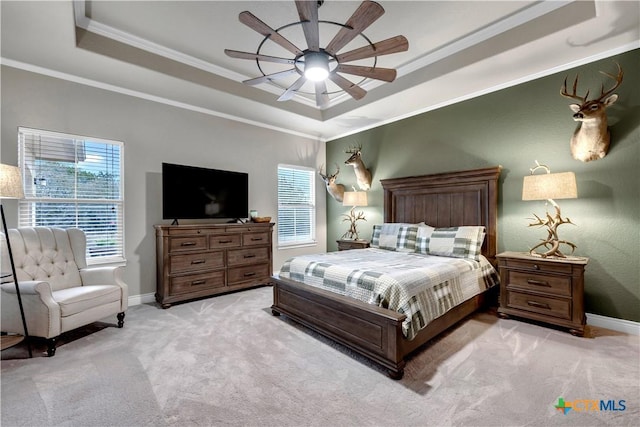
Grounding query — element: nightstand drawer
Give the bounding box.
[503,258,572,274]
[507,291,571,320]
[506,271,571,297]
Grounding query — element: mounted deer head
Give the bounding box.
[560,63,623,162]
[345,143,372,190]
[319,163,345,202]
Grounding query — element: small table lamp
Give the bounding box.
[522,161,578,258]
[0,164,32,356]
[341,190,368,240]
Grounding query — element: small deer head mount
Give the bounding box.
[345,143,372,191]
[319,163,345,202]
[560,62,623,162]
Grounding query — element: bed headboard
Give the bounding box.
[380,166,501,261]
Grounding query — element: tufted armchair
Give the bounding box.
[1,227,127,356]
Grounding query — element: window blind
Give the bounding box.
[277,164,316,247]
[18,127,125,264]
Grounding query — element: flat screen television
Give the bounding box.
[162,162,248,221]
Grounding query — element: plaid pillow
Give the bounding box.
[427,226,485,260]
[370,223,418,252]
[415,225,435,254]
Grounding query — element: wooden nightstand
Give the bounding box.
[336,239,370,251]
[496,251,588,336]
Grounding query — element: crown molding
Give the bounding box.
[0,57,323,142]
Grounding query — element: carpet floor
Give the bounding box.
[1,286,638,426]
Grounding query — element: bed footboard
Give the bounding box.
[271,275,408,379]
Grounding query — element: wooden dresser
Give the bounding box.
[496,251,588,336]
[155,223,274,308]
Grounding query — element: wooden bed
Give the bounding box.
[271,166,501,379]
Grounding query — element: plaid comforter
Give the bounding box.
[279,248,499,340]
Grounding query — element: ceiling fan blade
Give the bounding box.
[295,0,320,52]
[336,35,409,63]
[244,68,299,85]
[336,64,396,82]
[329,73,367,100]
[278,76,308,101]
[239,11,303,56]
[325,1,385,55]
[224,49,296,65]
[315,80,330,108]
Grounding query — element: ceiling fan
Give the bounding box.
[224,0,409,108]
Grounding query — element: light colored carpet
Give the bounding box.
[2,286,638,426]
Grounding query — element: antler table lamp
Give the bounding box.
[341,190,368,240]
[522,161,578,258]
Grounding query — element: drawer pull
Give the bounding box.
[244,254,256,259]
[244,272,256,277]
[180,242,197,247]
[527,300,550,310]
[533,264,540,270]
[191,259,206,265]
[527,279,550,287]
[251,237,263,241]
[218,240,232,244]
[191,280,206,286]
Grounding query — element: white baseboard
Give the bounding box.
[587,313,640,336]
[128,292,156,306]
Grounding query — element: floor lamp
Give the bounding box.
[0,164,32,357]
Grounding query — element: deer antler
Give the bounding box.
[595,62,623,103]
[345,142,363,154]
[560,74,589,103]
[318,164,327,180]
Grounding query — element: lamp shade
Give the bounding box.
[522,172,577,201]
[342,191,368,207]
[0,164,25,199]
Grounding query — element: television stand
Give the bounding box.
[155,222,274,308]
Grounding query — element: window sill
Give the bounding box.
[277,242,317,250]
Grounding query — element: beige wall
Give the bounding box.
[1,66,327,301]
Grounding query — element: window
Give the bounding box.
[277,164,316,247]
[18,127,125,264]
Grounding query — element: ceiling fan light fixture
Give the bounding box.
[303,52,330,82]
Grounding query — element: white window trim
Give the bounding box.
[277,163,317,249]
[17,127,126,265]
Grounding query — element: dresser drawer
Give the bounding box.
[227,247,270,266]
[506,271,571,297]
[243,232,269,246]
[170,251,224,274]
[170,271,225,295]
[168,228,207,236]
[209,234,241,248]
[169,236,207,253]
[228,264,270,285]
[507,291,571,320]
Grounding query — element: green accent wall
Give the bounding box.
[326,49,640,322]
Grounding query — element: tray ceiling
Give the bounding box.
[1,1,638,141]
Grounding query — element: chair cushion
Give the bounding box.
[52,285,122,317]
